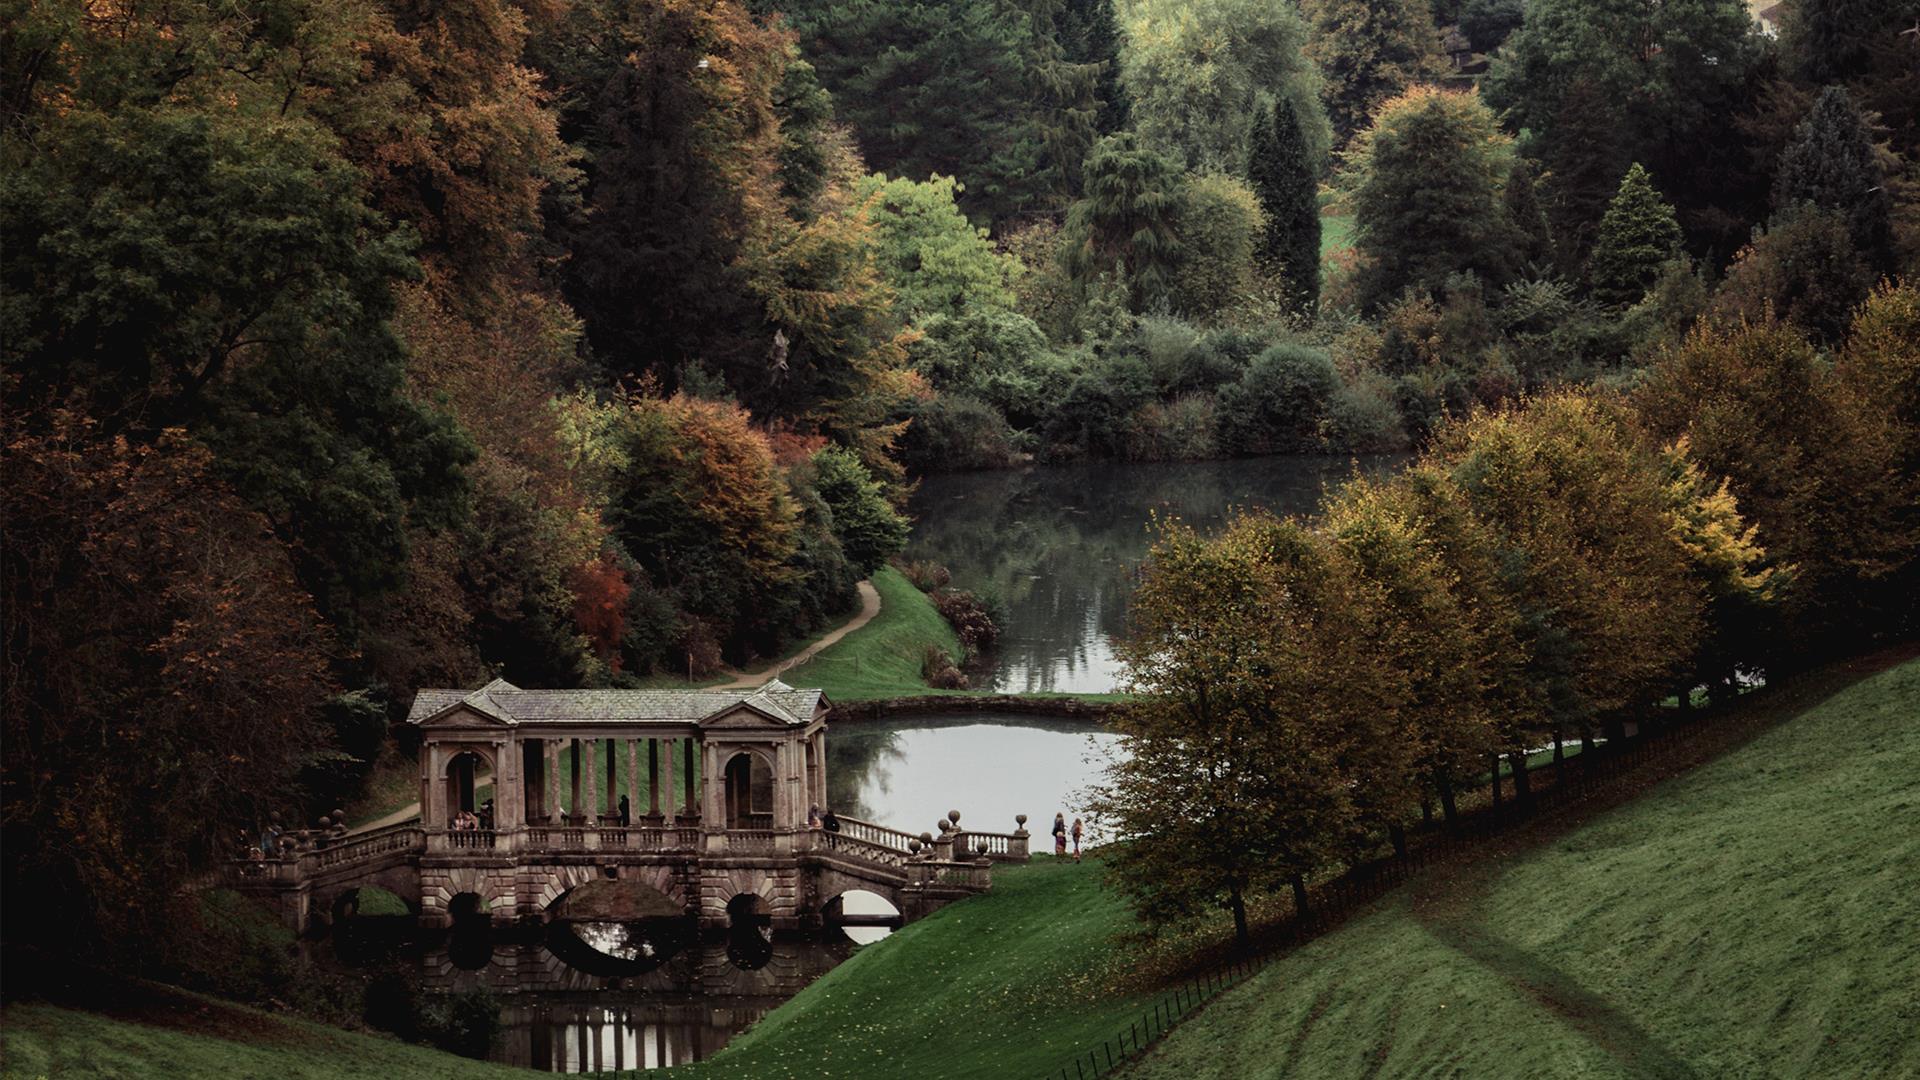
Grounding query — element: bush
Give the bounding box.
[1215,343,1340,454]
[910,308,1072,428]
[931,588,1000,653]
[921,645,968,689]
[1127,394,1220,461]
[897,393,1024,473]
[1328,369,1410,452]
[896,560,952,592]
[1169,173,1266,320]
[810,446,910,576]
[1045,353,1157,457]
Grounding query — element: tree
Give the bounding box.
[1782,0,1917,87]
[856,174,1020,322]
[1062,134,1185,311]
[1504,157,1552,269]
[1247,98,1323,315]
[1057,0,1131,136]
[2,415,335,956]
[1773,86,1895,273]
[1460,0,1524,53]
[1304,0,1443,145]
[1214,344,1340,454]
[783,0,1053,224]
[1588,164,1682,308]
[1169,174,1267,319]
[1021,0,1105,200]
[1089,513,1408,945]
[1346,87,1515,309]
[810,446,911,575]
[1636,320,1916,652]
[1708,206,1873,343]
[1118,0,1331,175]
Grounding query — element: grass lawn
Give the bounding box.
[0,992,535,1080]
[1320,212,1354,263]
[779,567,964,701]
[1124,658,1920,1080]
[672,857,1151,1080]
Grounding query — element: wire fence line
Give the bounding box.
[1039,697,1776,1079]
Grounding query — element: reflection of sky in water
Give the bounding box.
[829,719,1122,840]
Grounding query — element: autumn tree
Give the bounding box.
[1090,513,1409,945]
[2,416,336,956]
[1303,0,1443,146]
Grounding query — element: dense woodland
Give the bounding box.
[3,0,1918,964]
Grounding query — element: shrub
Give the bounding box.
[897,393,1024,472]
[1045,353,1157,457]
[810,446,910,576]
[1215,343,1340,454]
[1328,369,1411,452]
[931,588,1000,653]
[896,560,952,592]
[1127,394,1220,461]
[921,645,968,689]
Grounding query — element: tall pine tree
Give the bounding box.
[1774,86,1895,273]
[1063,133,1184,310]
[1587,163,1683,308]
[1058,0,1131,136]
[1248,98,1322,315]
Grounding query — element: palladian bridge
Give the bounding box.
[231,679,1028,933]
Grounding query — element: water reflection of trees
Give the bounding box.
[824,727,905,820]
[907,458,1397,691]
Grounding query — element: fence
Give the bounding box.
[1037,701,1769,1078]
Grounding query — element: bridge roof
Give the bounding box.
[406,678,825,728]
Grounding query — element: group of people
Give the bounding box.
[807,805,842,845]
[1051,813,1084,862]
[451,799,493,832]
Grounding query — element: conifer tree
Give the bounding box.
[1505,157,1553,271]
[1023,0,1104,200]
[1588,163,1683,308]
[1062,133,1184,310]
[1248,98,1322,315]
[1538,77,1632,268]
[1058,0,1131,136]
[1304,0,1444,145]
[1773,86,1895,273]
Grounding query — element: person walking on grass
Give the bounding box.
[1071,817,1084,862]
[1053,812,1068,857]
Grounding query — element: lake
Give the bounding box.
[903,456,1400,693]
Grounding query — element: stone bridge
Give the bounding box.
[230,679,1027,932]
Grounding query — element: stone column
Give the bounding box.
[812,731,828,812]
[425,744,446,828]
[684,737,698,818]
[605,738,618,817]
[661,738,677,826]
[582,738,599,828]
[626,739,640,822]
[497,738,521,830]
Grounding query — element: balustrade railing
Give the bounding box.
[726,830,778,855]
[950,829,1028,861]
[834,814,920,853]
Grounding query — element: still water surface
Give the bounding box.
[903,456,1399,693]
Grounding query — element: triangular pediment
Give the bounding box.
[700,702,793,729]
[419,703,513,728]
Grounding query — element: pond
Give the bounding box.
[826,713,1120,841]
[903,456,1402,694]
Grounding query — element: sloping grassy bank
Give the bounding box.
[672,857,1146,1080]
[1124,658,1920,1080]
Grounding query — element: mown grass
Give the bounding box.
[779,567,965,701]
[1123,658,1920,1080]
[670,857,1149,1080]
[0,990,534,1080]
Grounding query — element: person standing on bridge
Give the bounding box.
[1071,817,1083,862]
[618,794,630,827]
[1052,813,1067,857]
[822,807,841,848]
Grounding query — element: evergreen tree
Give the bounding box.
[1588,163,1683,308]
[1348,87,1516,310]
[1505,157,1553,270]
[1022,0,1104,200]
[1058,0,1131,136]
[1773,86,1895,273]
[1304,0,1444,145]
[1537,77,1633,268]
[1062,133,1184,310]
[1785,0,1903,86]
[1248,98,1322,315]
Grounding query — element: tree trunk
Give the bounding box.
[1229,883,1249,948]
[1389,824,1408,859]
[1435,772,1458,825]
[1511,749,1531,804]
[1291,874,1309,916]
[1490,754,1503,809]
[1421,796,1434,826]
[1580,731,1596,769]
[1553,731,1566,785]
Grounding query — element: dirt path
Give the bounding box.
[715,579,880,689]
[346,581,883,836]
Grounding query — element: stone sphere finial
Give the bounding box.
[332,808,346,821]
[269,810,283,824]
[920,831,934,843]
[976,842,990,855]
[908,839,922,854]
[947,810,961,824]
[937,820,951,833]
[1015,814,1028,826]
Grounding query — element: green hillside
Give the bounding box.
[1125,658,1920,1080]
